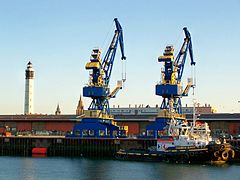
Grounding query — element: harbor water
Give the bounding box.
[0,157,239,180]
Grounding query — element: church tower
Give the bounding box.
[24,61,34,115]
[76,95,84,115]
[55,104,61,115]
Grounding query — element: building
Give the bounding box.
[55,104,61,115]
[110,105,239,137]
[200,113,240,136]
[110,104,215,116]
[0,114,77,136]
[76,95,84,116]
[0,103,239,137]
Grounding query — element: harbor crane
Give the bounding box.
[69,18,127,138]
[156,27,195,114]
[146,27,196,138]
[83,18,126,115]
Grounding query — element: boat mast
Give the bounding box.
[191,65,196,133]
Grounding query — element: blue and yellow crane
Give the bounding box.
[146,27,196,138]
[69,18,127,138]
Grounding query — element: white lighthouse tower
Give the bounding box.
[24,61,34,115]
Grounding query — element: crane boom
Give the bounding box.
[102,18,126,86]
[175,27,195,82]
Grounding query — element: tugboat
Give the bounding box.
[115,110,214,163]
[115,110,235,163]
[154,109,213,163]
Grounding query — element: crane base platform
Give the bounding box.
[67,117,126,138]
[143,117,168,138]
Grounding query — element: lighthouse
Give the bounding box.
[24,61,34,115]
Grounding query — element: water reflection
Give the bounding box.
[21,158,35,180]
[0,157,239,180]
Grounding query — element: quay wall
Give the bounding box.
[0,136,156,157]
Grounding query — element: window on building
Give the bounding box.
[134,110,138,115]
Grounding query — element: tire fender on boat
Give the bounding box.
[189,152,195,157]
[228,149,235,159]
[184,153,189,160]
[214,151,220,158]
[221,150,229,161]
[220,145,225,151]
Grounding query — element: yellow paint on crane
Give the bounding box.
[158,55,174,61]
[85,62,101,69]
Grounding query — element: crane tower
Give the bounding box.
[146,27,196,138]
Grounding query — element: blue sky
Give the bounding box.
[0,0,240,114]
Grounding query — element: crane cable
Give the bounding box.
[173,30,183,57]
[191,62,197,124]
[191,64,196,95]
[101,21,115,59]
[122,59,127,87]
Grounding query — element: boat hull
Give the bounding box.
[115,147,211,163]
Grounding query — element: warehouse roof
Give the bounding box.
[0,114,79,122]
